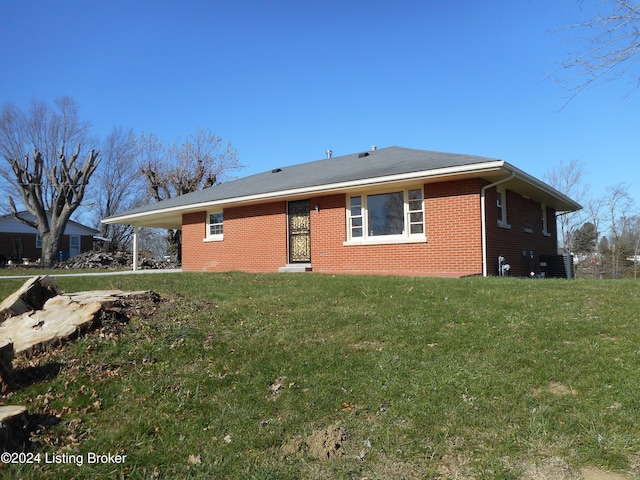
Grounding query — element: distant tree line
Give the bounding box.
[0,97,241,266]
[545,161,639,279]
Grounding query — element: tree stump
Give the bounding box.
[0,276,61,324]
[0,342,14,393]
[0,276,155,391]
[0,406,29,452]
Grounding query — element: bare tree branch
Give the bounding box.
[551,0,640,106]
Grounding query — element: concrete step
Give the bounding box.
[278,263,312,273]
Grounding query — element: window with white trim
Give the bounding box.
[346,188,425,243]
[36,234,42,249]
[541,204,550,236]
[496,187,509,227]
[206,211,224,241]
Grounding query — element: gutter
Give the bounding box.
[102,161,506,226]
[480,171,516,277]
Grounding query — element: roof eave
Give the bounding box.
[502,162,582,212]
[102,161,508,227]
[102,160,581,228]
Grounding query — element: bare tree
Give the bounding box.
[90,127,145,251]
[0,98,100,266]
[603,183,635,278]
[544,159,588,253]
[585,195,606,278]
[139,128,240,201]
[553,0,640,104]
[137,128,241,261]
[621,215,640,278]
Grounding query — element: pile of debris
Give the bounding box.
[54,251,179,270]
[0,275,160,451]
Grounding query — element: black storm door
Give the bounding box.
[288,200,311,263]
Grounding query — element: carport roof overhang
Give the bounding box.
[102,161,581,230]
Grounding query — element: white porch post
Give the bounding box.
[132,225,139,272]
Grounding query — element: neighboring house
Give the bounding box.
[103,146,581,277]
[0,212,98,264]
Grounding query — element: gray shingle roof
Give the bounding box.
[107,146,498,219]
[103,146,581,228]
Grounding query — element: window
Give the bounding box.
[496,187,510,228]
[349,196,363,237]
[205,211,224,241]
[36,234,42,249]
[70,235,81,256]
[541,204,550,236]
[346,188,425,243]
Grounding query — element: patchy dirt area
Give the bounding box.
[306,425,348,461]
[534,380,579,396]
[281,425,349,462]
[505,457,634,480]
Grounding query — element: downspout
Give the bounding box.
[481,171,516,277]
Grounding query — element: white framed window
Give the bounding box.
[541,204,550,236]
[36,234,42,248]
[496,187,510,228]
[345,187,425,244]
[205,211,224,241]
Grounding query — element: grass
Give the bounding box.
[0,272,638,479]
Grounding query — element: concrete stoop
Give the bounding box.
[278,263,312,273]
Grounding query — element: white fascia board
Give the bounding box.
[103,161,507,225]
[504,162,582,212]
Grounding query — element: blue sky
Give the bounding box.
[1,0,638,205]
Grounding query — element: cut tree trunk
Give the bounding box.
[0,290,151,354]
[0,276,155,392]
[0,405,29,452]
[0,342,14,394]
[0,276,62,324]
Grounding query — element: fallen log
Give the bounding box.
[0,277,156,392]
[0,276,61,324]
[0,290,151,354]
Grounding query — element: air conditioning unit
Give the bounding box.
[540,254,574,279]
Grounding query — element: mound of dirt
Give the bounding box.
[305,426,348,461]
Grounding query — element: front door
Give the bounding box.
[288,200,311,263]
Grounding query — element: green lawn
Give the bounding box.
[0,272,638,479]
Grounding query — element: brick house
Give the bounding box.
[103,147,581,277]
[0,212,98,264]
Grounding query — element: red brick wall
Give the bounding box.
[484,188,558,277]
[182,202,288,272]
[0,233,94,262]
[308,179,484,276]
[179,179,559,277]
[0,233,38,261]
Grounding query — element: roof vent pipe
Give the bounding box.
[326,150,332,159]
[371,145,377,151]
